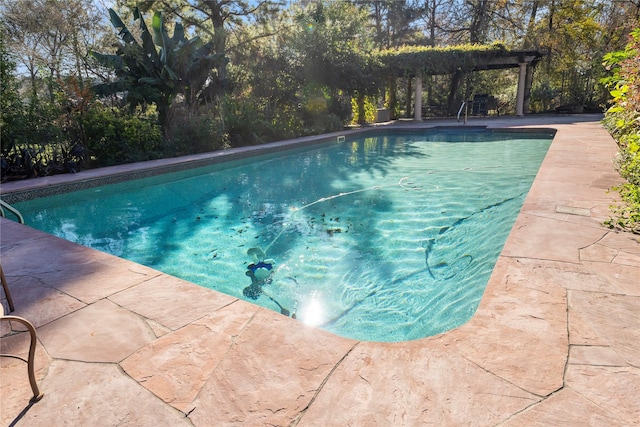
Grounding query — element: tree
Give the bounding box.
[116,0,284,99]
[0,23,25,159]
[293,1,380,123]
[418,0,455,47]
[357,0,422,49]
[0,0,104,98]
[92,7,223,132]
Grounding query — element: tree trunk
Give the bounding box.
[469,0,490,44]
[203,0,228,97]
[386,76,397,119]
[357,93,366,124]
[447,71,463,116]
[429,0,436,46]
[523,0,540,48]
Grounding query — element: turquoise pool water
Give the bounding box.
[14,129,552,341]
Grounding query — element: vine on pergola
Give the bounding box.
[375,42,511,76]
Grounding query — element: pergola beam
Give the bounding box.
[378,46,546,119]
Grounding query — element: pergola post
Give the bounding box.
[414,69,422,121]
[524,64,534,115]
[515,62,527,116]
[405,77,412,118]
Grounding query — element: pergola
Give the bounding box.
[377,44,546,119]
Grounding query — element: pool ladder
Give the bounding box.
[0,199,25,224]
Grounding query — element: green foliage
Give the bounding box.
[219,2,362,139]
[1,96,87,179]
[1,22,164,178]
[296,84,348,132]
[299,108,344,135]
[602,27,640,234]
[267,107,306,140]
[606,182,640,233]
[537,1,603,73]
[83,106,163,167]
[218,93,343,147]
[4,0,636,184]
[294,1,380,97]
[164,105,227,156]
[220,97,271,147]
[527,1,615,112]
[1,27,167,178]
[350,94,376,124]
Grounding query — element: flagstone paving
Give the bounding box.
[1,115,638,426]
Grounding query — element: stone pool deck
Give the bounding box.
[1,115,639,426]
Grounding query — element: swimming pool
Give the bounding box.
[12,128,553,341]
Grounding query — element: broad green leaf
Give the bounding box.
[137,9,160,66]
[109,9,137,45]
[152,12,163,48]
[173,23,186,45]
[610,85,628,99]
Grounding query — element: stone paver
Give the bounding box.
[438,256,568,396]
[568,291,640,367]
[501,214,607,263]
[188,309,356,426]
[501,388,626,426]
[569,345,628,367]
[37,299,157,363]
[299,341,539,426]
[1,115,639,426]
[121,303,258,412]
[1,274,86,330]
[13,360,192,426]
[565,365,640,426]
[1,331,50,423]
[0,225,162,304]
[109,274,238,331]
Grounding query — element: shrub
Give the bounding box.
[0,96,83,180]
[602,27,640,234]
[267,106,306,141]
[350,94,376,124]
[83,106,163,167]
[220,97,274,147]
[164,105,228,156]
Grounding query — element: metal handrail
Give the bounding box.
[457,101,468,123]
[0,199,25,224]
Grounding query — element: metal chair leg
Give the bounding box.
[1,316,44,401]
[0,264,43,401]
[1,315,44,402]
[0,264,15,312]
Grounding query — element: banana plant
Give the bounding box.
[92,7,224,129]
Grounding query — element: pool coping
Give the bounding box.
[2,114,639,426]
